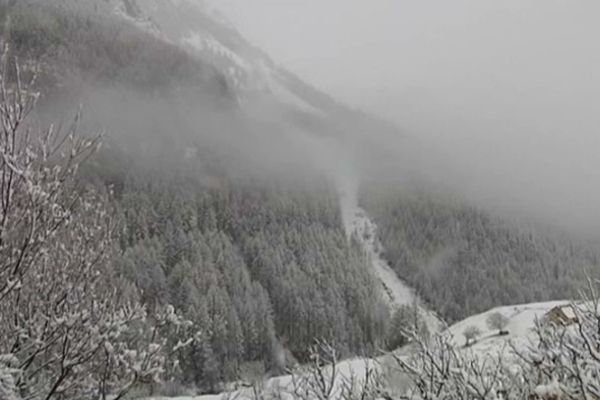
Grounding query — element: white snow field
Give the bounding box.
[446,300,568,353]
[148,357,380,400]
[336,175,444,333]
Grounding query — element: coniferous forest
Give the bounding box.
[2,1,600,399]
[360,184,599,322]
[99,156,389,389]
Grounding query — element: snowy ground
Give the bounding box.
[148,301,566,400]
[147,357,380,400]
[446,300,567,353]
[336,176,444,333]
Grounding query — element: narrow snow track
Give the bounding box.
[337,176,444,332]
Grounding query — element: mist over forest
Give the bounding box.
[1,1,599,399]
[212,0,600,237]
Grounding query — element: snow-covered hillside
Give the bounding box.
[148,357,380,400]
[446,300,567,353]
[145,301,568,400]
[109,0,329,117]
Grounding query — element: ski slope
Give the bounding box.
[337,176,444,332]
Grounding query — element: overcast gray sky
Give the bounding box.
[208,0,600,234]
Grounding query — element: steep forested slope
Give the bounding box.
[361,184,600,322]
[0,1,391,392]
[97,158,389,390]
[5,0,600,396]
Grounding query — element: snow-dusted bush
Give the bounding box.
[287,341,386,400]
[393,280,600,399]
[391,331,528,400]
[0,354,20,400]
[462,326,481,347]
[486,312,509,335]
[0,49,193,399]
[513,285,600,399]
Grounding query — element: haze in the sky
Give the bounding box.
[209,0,600,235]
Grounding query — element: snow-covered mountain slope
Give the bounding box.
[111,0,446,332]
[108,0,332,118]
[22,0,346,121]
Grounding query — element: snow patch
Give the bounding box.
[183,32,249,71]
[112,1,163,37]
[112,0,326,116]
[255,62,325,116]
[180,30,322,116]
[181,31,250,89]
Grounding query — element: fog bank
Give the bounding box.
[210,0,600,235]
